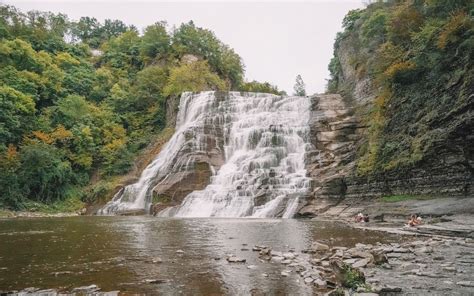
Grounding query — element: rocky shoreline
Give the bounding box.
[0,211,82,219]
[230,234,474,296]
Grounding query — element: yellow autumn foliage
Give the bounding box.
[437,10,472,49]
[383,61,416,80]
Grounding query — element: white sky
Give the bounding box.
[3,0,365,94]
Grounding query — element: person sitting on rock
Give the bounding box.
[408,214,421,227]
[355,213,364,222]
[416,216,422,225]
[363,214,370,223]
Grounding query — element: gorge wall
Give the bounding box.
[314,0,474,215]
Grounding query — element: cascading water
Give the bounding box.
[99,91,313,218]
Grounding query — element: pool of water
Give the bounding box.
[0,217,404,294]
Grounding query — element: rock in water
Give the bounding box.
[310,242,330,252]
[151,257,163,263]
[352,258,370,268]
[226,256,246,263]
[144,279,168,284]
[457,281,474,287]
[72,285,100,293]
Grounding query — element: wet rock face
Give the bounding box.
[152,93,226,209]
[299,94,362,216]
[150,141,224,210]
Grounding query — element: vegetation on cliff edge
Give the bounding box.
[328,0,473,176]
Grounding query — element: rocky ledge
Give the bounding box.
[247,235,473,295]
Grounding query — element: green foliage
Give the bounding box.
[71,16,130,48]
[85,180,115,203]
[387,4,424,45]
[0,145,23,209]
[140,22,170,63]
[18,142,75,203]
[22,194,84,213]
[342,9,363,30]
[101,30,142,70]
[381,194,435,203]
[327,56,341,92]
[163,60,226,97]
[341,263,366,289]
[239,80,284,95]
[361,10,388,42]
[328,0,474,176]
[171,21,244,88]
[0,4,247,210]
[0,86,36,145]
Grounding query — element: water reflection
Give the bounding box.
[0,217,403,295]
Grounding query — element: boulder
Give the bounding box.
[281,271,290,277]
[72,285,100,293]
[283,252,296,259]
[456,281,474,287]
[144,279,168,284]
[352,258,370,268]
[151,257,163,264]
[371,251,388,265]
[311,242,330,252]
[227,256,246,263]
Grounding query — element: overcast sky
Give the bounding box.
[4,0,365,94]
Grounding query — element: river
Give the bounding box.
[0,217,403,294]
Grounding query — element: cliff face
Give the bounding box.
[303,1,474,215]
[332,34,473,198]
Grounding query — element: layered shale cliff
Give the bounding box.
[310,0,474,213]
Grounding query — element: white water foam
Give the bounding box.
[100,91,312,218]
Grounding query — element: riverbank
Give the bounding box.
[0,210,81,218]
[306,196,474,238]
[300,196,474,295]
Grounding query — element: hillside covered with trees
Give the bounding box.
[0,5,283,211]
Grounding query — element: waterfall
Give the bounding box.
[99,91,312,218]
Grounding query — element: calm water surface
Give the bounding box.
[0,217,404,295]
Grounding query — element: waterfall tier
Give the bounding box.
[99,91,313,218]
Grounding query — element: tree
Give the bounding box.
[171,21,244,89]
[163,60,226,97]
[239,80,283,95]
[293,75,306,96]
[140,22,170,63]
[0,85,36,145]
[19,141,75,203]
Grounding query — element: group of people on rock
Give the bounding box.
[354,212,423,227]
[407,214,422,227]
[354,213,370,223]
